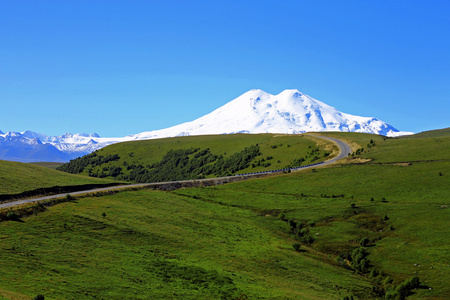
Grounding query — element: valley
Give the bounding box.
[0,130,448,299]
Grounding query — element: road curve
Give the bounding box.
[0,136,352,209]
[313,135,352,164]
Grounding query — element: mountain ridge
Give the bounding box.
[1,89,413,162]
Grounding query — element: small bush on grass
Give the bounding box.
[6,211,19,221]
[359,237,370,247]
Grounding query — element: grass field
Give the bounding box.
[0,160,116,195]
[28,162,65,169]
[0,130,448,299]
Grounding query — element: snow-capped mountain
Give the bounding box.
[1,89,412,162]
[0,131,132,162]
[132,89,411,139]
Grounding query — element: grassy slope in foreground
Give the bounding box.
[0,160,115,195]
[176,130,449,299]
[0,131,448,299]
[0,189,373,299]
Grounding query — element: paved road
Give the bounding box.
[313,135,352,164]
[0,135,352,209]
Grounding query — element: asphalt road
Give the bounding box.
[314,135,352,163]
[0,135,352,209]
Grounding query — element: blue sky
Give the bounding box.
[1,0,449,137]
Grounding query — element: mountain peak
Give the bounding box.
[134,88,411,139]
[278,89,303,96]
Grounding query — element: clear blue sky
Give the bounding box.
[1,0,449,137]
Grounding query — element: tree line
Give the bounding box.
[57,145,262,183]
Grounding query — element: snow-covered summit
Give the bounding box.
[133,89,412,139]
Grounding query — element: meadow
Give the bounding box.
[0,160,115,196]
[0,130,448,299]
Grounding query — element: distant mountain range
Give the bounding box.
[1,89,413,162]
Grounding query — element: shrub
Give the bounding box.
[383,276,393,285]
[300,234,315,245]
[359,237,370,247]
[65,194,74,201]
[292,243,301,251]
[33,295,45,300]
[404,276,420,290]
[278,213,286,220]
[307,220,315,227]
[296,222,305,230]
[369,268,379,279]
[288,219,297,229]
[350,247,370,273]
[351,203,356,208]
[384,289,398,300]
[298,228,309,237]
[6,211,19,221]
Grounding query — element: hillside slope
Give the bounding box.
[57,134,336,182]
[0,160,116,196]
[0,131,448,299]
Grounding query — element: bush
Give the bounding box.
[369,268,379,279]
[404,276,420,290]
[6,211,19,221]
[385,276,421,300]
[383,276,393,285]
[359,237,370,247]
[350,247,370,273]
[300,234,315,245]
[33,295,45,300]
[307,220,315,227]
[288,219,297,229]
[65,194,74,201]
[296,222,305,230]
[384,289,398,300]
[298,228,309,238]
[292,243,301,251]
[278,213,286,220]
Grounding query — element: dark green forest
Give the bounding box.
[57,145,263,183]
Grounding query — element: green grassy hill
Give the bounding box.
[57,134,337,182]
[0,160,116,196]
[403,127,450,138]
[0,130,448,299]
